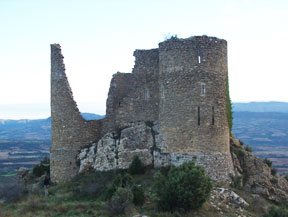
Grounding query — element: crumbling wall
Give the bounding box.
[50,44,102,183]
[51,36,233,183]
[103,49,159,134]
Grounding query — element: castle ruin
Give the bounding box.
[50,35,234,183]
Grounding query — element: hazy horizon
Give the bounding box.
[1,101,288,120]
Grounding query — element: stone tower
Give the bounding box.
[158,36,229,153]
[50,36,234,183]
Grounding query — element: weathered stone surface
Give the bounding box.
[79,122,155,173]
[16,167,30,181]
[170,152,235,182]
[50,44,102,183]
[78,121,234,182]
[232,149,288,203]
[158,36,229,154]
[216,188,249,208]
[51,36,232,182]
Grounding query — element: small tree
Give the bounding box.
[106,173,134,200]
[271,168,278,176]
[32,156,50,177]
[263,158,273,168]
[245,145,253,152]
[128,156,145,175]
[264,206,288,217]
[154,161,212,211]
[106,187,132,215]
[132,185,145,206]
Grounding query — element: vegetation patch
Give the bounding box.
[154,161,212,212]
[128,155,145,175]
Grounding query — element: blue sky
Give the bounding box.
[0,0,288,119]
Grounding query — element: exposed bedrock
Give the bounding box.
[78,121,234,183]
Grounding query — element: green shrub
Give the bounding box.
[106,173,134,200]
[128,156,145,175]
[245,145,253,152]
[231,146,245,158]
[164,33,178,41]
[113,173,134,188]
[264,158,273,168]
[226,74,233,132]
[230,175,243,189]
[264,206,288,217]
[271,177,278,185]
[284,174,288,182]
[154,161,212,212]
[32,156,50,177]
[106,187,132,215]
[271,168,278,176]
[132,185,145,206]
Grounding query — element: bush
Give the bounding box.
[264,206,288,217]
[132,185,145,206]
[271,168,278,176]
[264,158,273,168]
[231,146,245,158]
[230,175,243,189]
[106,173,134,200]
[164,33,178,41]
[32,156,50,177]
[284,174,288,182]
[226,74,233,131]
[113,173,134,188]
[271,177,278,185]
[245,145,253,152]
[128,156,145,175]
[106,187,132,215]
[154,161,212,212]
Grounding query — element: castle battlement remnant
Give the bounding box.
[50,36,234,183]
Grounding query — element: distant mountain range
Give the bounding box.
[0,113,104,140]
[233,102,288,113]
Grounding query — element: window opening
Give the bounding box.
[212,106,215,125]
[145,89,150,100]
[200,83,206,96]
[198,106,200,126]
[160,84,165,98]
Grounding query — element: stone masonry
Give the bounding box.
[50,35,234,183]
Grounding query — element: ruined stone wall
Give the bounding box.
[103,49,159,134]
[51,36,233,183]
[158,36,229,153]
[50,44,102,183]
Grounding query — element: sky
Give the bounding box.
[0,0,288,119]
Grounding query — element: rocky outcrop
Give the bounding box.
[231,143,288,204]
[16,167,30,181]
[78,121,156,172]
[78,121,235,182]
[214,188,249,208]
